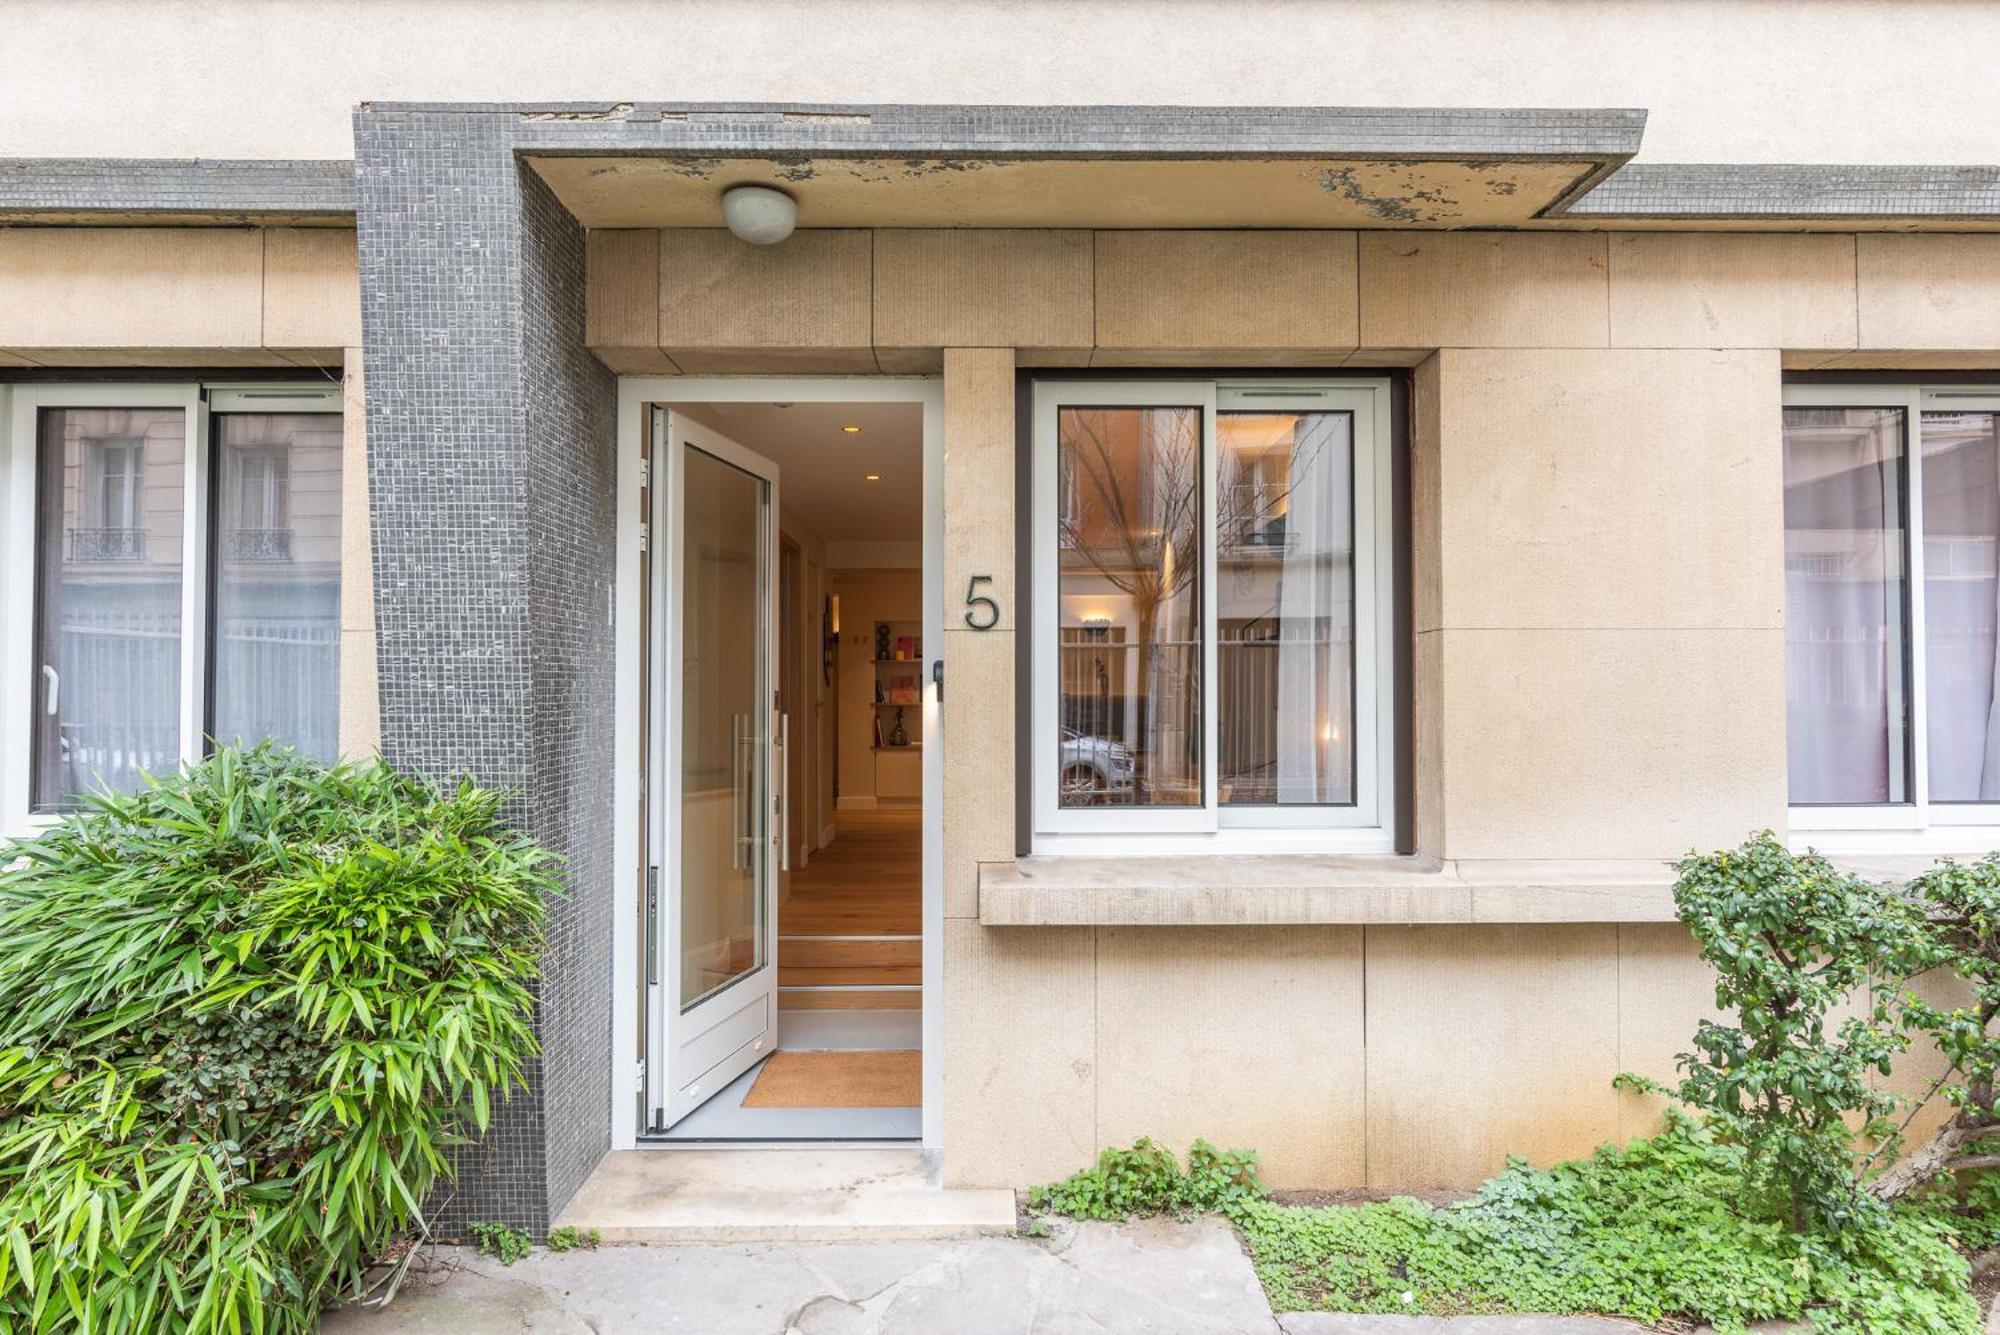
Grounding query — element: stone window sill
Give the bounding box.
[976,851,1947,927]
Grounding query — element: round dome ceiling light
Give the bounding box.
[721,184,797,245]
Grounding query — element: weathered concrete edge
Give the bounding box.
[0,158,357,221]
[8,144,1998,225]
[1554,162,2000,219]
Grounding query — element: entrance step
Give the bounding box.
[554,1148,1015,1243]
[779,986,921,1010]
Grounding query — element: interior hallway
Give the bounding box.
[651,809,923,1140]
[780,808,921,1011]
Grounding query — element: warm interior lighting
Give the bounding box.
[864,473,881,481]
[841,425,861,434]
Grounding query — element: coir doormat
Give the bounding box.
[742,1049,921,1108]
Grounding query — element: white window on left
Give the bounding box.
[3,383,343,829]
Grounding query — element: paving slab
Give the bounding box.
[319,1225,1835,1335]
[1278,1317,1803,1334]
[320,1216,1281,1334]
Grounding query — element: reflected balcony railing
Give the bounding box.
[226,528,294,562]
[69,527,145,562]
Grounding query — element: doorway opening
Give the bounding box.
[626,390,935,1145]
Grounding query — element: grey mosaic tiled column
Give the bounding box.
[354,108,616,1234]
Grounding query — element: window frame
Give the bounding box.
[1,381,340,836]
[1784,381,2000,853]
[1030,375,1396,855]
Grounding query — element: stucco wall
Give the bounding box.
[12,1,2000,165]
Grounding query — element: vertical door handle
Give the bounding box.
[776,711,790,872]
[730,713,746,871]
[40,665,59,716]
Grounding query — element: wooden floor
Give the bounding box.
[778,809,921,1010]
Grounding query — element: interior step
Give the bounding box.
[779,987,921,1010]
[778,936,921,969]
[781,965,922,986]
[555,1148,1015,1243]
[778,937,921,990]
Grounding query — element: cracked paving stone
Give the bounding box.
[324,1224,1803,1335]
[319,1264,594,1334]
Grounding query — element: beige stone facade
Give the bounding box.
[6,208,1998,1190]
[581,225,2000,1187]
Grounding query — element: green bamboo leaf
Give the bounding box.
[162,1158,199,1236]
[1,1227,26,1297]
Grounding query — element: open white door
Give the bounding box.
[647,410,784,1130]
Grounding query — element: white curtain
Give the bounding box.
[1274,413,1353,804]
[1783,408,1905,806]
[1919,412,2000,802]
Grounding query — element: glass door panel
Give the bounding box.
[679,444,770,1010]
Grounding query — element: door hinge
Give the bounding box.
[638,456,651,488]
[638,521,649,553]
[634,1058,646,1093]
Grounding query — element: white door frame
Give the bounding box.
[612,376,945,1150]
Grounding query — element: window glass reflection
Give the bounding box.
[211,412,343,762]
[1056,405,1203,808]
[1217,410,1354,806]
[32,407,185,809]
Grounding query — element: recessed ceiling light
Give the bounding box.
[864,473,881,482]
[841,424,862,434]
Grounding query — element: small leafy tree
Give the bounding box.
[1875,854,2000,1202]
[1636,832,1925,1232]
[0,745,552,1332]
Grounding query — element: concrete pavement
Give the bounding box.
[316,1216,1736,1334]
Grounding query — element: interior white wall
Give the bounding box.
[831,567,923,807]
[12,0,1997,165]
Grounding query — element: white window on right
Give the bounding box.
[1031,377,1396,855]
[1784,383,2000,852]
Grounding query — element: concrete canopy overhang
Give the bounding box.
[512,102,1647,230]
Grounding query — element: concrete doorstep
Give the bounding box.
[551,1148,1017,1244]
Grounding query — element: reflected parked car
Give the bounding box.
[1060,727,1135,801]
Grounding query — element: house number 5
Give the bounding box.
[963,575,1000,630]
